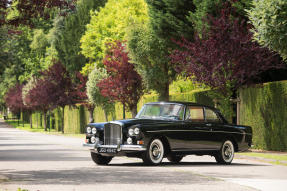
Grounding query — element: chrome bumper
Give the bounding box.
[83,143,146,151]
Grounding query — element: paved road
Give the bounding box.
[0,120,287,191]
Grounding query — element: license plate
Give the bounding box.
[97,147,117,153]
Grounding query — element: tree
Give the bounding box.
[87,68,113,121]
[248,0,287,61]
[5,84,24,114]
[5,83,32,126]
[72,72,96,123]
[22,77,37,128]
[80,0,147,67]
[24,62,74,132]
[55,0,107,74]
[127,25,173,101]
[171,3,283,95]
[1,0,75,27]
[97,41,143,118]
[41,62,74,133]
[24,77,54,131]
[127,0,195,101]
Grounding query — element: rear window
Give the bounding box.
[205,108,221,123]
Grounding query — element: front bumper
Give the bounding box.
[83,143,146,152]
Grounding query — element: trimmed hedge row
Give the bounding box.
[239,80,287,151]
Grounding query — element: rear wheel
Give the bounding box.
[91,152,113,165]
[215,140,234,164]
[142,139,164,165]
[167,155,183,163]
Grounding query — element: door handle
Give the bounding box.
[206,123,212,127]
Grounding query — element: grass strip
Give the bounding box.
[237,152,287,166]
[4,119,85,139]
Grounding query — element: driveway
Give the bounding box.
[0,120,286,191]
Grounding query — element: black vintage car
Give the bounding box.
[83,102,252,165]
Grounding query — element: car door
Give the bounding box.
[203,107,225,149]
[181,106,214,150]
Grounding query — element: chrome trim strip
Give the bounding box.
[83,143,96,148]
[83,143,146,151]
[146,129,252,135]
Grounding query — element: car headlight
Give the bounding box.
[91,136,96,143]
[127,137,133,144]
[86,127,92,134]
[128,128,134,136]
[91,136,99,144]
[134,127,140,135]
[92,127,97,134]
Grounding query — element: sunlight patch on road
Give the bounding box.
[224,178,287,191]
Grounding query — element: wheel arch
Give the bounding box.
[149,134,171,156]
[225,135,238,152]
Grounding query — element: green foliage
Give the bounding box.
[54,0,107,73]
[86,68,114,116]
[63,105,88,134]
[30,29,49,57]
[128,0,195,100]
[189,0,221,34]
[190,0,251,34]
[239,80,287,151]
[127,24,173,100]
[145,0,195,42]
[170,77,207,94]
[80,0,148,66]
[248,0,287,61]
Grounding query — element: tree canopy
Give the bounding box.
[171,2,283,95]
[97,41,143,117]
[80,0,148,66]
[248,0,287,61]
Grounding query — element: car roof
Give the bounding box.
[145,101,217,110]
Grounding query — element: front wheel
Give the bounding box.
[215,140,234,165]
[142,139,164,165]
[91,152,113,165]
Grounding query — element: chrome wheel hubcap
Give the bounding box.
[222,141,234,162]
[151,144,161,159]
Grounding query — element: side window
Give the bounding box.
[185,106,204,122]
[205,108,221,123]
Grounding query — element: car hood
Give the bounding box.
[87,118,177,130]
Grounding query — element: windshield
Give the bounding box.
[136,103,184,120]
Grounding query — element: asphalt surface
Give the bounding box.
[0,119,287,191]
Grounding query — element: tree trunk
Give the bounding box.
[61,106,65,134]
[158,81,169,101]
[88,106,95,123]
[43,112,47,131]
[104,110,108,122]
[29,112,32,129]
[131,106,137,118]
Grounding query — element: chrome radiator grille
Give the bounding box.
[104,123,122,145]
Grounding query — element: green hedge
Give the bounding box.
[239,80,287,151]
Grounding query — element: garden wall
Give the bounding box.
[239,80,287,151]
